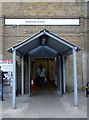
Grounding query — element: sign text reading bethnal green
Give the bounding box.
[26,20,45,24]
[5,19,79,26]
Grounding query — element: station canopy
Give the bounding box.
[7,29,80,57]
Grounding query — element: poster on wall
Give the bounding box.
[0,59,13,72]
[0,62,13,86]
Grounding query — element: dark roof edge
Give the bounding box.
[6,29,81,53]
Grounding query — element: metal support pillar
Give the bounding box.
[57,56,62,96]
[73,48,78,107]
[57,57,59,95]
[63,56,66,93]
[28,57,31,97]
[59,56,62,95]
[12,49,16,109]
[21,56,24,95]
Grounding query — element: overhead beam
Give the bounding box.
[64,48,72,55]
[41,36,47,46]
[16,50,23,56]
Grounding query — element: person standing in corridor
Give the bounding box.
[37,65,46,87]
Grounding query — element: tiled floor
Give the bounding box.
[1,84,87,118]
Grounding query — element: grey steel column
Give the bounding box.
[63,56,66,94]
[73,48,78,107]
[12,49,16,109]
[56,57,59,95]
[59,56,62,95]
[21,56,24,95]
[28,57,31,97]
[57,56,62,96]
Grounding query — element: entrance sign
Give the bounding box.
[5,19,79,26]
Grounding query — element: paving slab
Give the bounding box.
[1,90,87,118]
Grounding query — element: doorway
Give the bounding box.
[30,58,57,95]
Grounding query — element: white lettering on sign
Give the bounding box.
[0,60,13,63]
[5,19,79,26]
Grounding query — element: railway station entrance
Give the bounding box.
[7,29,80,109]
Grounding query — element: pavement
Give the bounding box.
[0,83,87,119]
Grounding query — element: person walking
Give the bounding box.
[0,66,5,100]
[37,65,46,87]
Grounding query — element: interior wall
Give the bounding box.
[30,58,56,82]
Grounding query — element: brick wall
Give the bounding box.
[1,2,88,92]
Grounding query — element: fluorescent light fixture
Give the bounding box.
[5,19,79,26]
